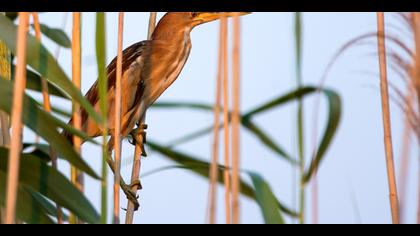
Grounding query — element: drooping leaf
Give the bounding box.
[152,101,215,111]
[302,89,342,184]
[34,23,71,48]
[0,14,102,125]
[12,66,70,99]
[0,148,100,224]
[241,119,296,164]
[249,172,285,224]
[0,78,99,178]
[243,86,342,184]
[146,141,298,218]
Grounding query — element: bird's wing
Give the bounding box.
[79,40,150,131]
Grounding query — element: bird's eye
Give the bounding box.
[191,12,199,18]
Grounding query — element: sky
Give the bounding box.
[27,12,419,224]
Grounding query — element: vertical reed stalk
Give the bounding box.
[412,12,420,225]
[294,12,306,224]
[95,12,108,224]
[32,12,64,224]
[124,12,157,224]
[4,12,29,224]
[231,14,241,224]
[70,12,84,224]
[220,16,231,224]
[113,12,124,225]
[397,85,413,223]
[206,19,225,224]
[376,12,400,224]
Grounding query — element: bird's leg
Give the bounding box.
[106,137,142,211]
[128,123,148,157]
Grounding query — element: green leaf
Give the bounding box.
[95,12,108,225]
[302,89,341,184]
[152,101,215,111]
[249,172,285,224]
[0,172,54,224]
[12,66,70,99]
[241,119,296,164]
[0,148,100,224]
[23,142,51,162]
[0,14,102,125]
[26,188,69,221]
[35,23,71,48]
[146,140,298,218]
[243,86,342,182]
[0,78,99,178]
[5,12,18,21]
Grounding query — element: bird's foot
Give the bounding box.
[129,124,148,157]
[121,179,142,211]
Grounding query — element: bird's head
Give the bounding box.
[152,12,250,40]
[188,12,251,27]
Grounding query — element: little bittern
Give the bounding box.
[63,12,249,210]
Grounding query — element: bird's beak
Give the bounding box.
[194,12,251,24]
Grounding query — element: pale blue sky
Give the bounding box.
[26,12,419,224]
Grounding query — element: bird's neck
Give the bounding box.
[151,25,192,46]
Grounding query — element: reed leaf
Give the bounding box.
[0,14,102,125]
[0,78,99,178]
[146,140,298,218]
[25,188,69,221]
[302,89,341,183]
[0,172,54,224]
[11,66,69,99]
[32,23,71,48]
[0,148,100,223]
[95,12,108,224]
[249,172,285,224]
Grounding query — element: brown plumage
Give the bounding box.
[64,12,249,145]
[62,12,249,208]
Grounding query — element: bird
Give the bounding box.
[63,12,250,210]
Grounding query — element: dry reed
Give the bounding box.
[206,19,225,224]
[220,16,231,224]
[231,15,242,224]
[70,12,83,224]
[376,12,400,224]
[113,12,124,224]
[411,12,420,225]
[4,12,29,224]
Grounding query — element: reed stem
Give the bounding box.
[376,12,400,224]
[113,12,124,224]
[231,15,241,224]
[4,12,29,224]
[206,18,224,225]
[220,16,231,224]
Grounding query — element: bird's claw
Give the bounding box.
[129,124,148,157]
[121,179,142,211]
